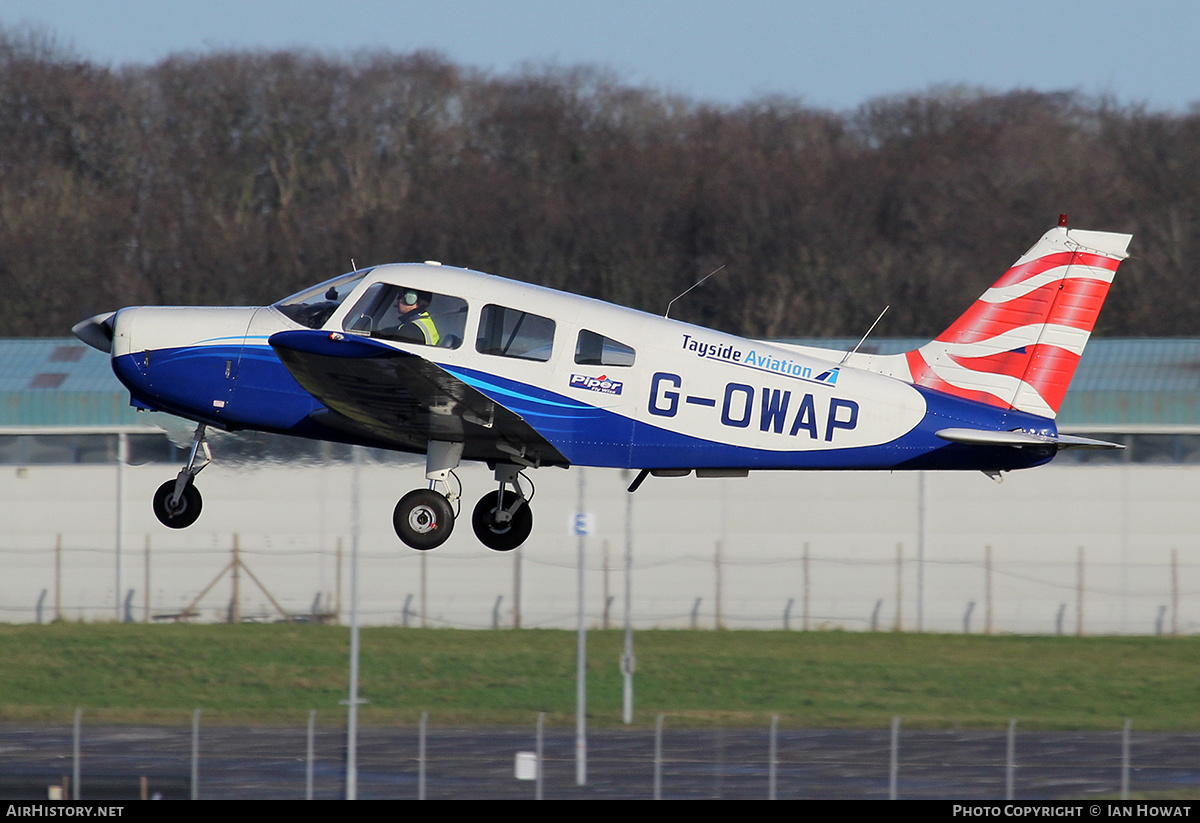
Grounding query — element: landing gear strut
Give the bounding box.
[152,423,210,529]
[392,440,462,551]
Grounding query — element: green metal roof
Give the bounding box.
[780,338,1200,431]
[1057,339,1200,430]
[4,337,1200,431]
[0,339,145,428]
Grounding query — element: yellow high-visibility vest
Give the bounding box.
[410,312,440,346]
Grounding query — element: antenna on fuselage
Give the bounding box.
[839,305,890,365]
[351,258,358,271]
[665,265,726,320]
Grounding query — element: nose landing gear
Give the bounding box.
[152,423,210,529]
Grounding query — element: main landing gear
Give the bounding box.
[391,441,535,552]
[148,431,536,551]
[152,423,210,529]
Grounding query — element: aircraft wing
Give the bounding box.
[269,330,568,466]
[935,428,1123,450]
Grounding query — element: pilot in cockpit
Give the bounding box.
[382,288,440,346]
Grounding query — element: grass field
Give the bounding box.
[0,624,1196,730]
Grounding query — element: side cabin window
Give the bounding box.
[476,304,555,362]
[343,284,467,348]
[575,329,635,367]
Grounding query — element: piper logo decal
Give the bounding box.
[570,373,624,396]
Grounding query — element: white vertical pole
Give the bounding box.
[115,432,127,621]
[575,469,587,786]
[917,473,926,632]
[345,446,362,799]
[622,472,635,725]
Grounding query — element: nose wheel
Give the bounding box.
[393,488,455,550]
[153,479,203,528]
[152,423,210,529]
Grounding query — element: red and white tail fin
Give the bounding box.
[903,216,1131,419]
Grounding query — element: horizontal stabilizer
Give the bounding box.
[936,428,1124,450]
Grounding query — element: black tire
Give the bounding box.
[152,479,203,529]
[471,490,533,552]
[393,489,455,550]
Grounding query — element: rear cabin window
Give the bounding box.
[575,330,635,367]
[476,305,555,362]
[343,284,467,348]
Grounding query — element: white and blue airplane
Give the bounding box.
[73,216,1131,551]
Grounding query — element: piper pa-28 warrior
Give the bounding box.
[72,216,1131,551]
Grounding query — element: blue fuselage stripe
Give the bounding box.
[114,344,1055,472]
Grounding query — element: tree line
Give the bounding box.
[2,26,1197,340]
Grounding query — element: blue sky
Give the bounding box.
[4,0,1198,112]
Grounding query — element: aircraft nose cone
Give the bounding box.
[71,311,116,353]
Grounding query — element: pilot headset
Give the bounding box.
[401,290,419,306]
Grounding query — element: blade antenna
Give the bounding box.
[665,265,726,320]
[840,305,890,365]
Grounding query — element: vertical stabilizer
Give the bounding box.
[904,219,1131,418]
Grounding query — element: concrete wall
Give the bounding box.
[3,456,1197,634]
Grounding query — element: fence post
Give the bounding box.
[889,716,900,800]
[895,543,903,631]
[768,714,778,800]
[55,535,62,622]
[1076,547,1085,636]
[191,708,200,800]
[714,540,723,629]
[1121,718,1131,800]
[419,711,428,800]
[306,710,316,800]
[72,708,81,801]
[802,542,810,631]
[1006,718,1016,800]
[985,544,993,635]
[654,713,664,800]
[536,712,544,801]
[1172,548,1179,636]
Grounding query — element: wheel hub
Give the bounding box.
[408,505,438,533]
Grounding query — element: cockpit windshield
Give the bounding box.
[274,269,373,329]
